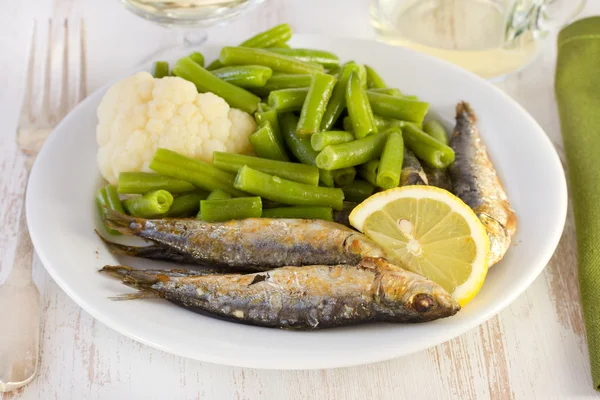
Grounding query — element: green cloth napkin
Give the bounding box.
[555,16,600,392]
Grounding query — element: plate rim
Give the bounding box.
[25,34,568,370]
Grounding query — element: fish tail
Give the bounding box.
[103,209,145,235]
[99,265,166,291]
[456,101,476,122]
[96,232,163,258]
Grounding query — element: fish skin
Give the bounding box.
[423,165,452,191]
[400,149,429,186]
[99,258,460,329]
[448,102,517,265]
[103,210,386,271]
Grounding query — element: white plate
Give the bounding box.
[26,35,567,370]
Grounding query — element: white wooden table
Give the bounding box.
[1,1,599,398]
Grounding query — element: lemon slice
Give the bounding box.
[349,186,489,306]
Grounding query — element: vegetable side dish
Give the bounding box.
[96,24,517,329]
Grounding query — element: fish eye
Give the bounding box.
[411,293,436,313]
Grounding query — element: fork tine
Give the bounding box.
[18,21,37,128]
[42,19,52,125]
[59,19,69,120]
[78,19,87,103]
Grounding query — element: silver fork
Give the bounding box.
[0,19,86,393]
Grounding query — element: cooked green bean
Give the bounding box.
[210,65,273,88]
[297,73,337,135]
[333,167,356,187]
[240,23,292,48]
[367,88,402,97]
[200,197,262,222]
[316,131,388,170]
[357,160,380,186]
[279,112,319,165]
[173,57,260,114]
[402,123,455,168]
[376,130,404,189]
[207,189,232,200]
[319,169,335,187]
[212,152,319,185]
[152,61,169,79]
[266,48,340,68]
[254,109,286,151]
[189,52,205,68]
[365,65,386,89]
[252,73,312,96]
[310,130,354,151]
[342,180,375,203]
[321,62,360,131]
[326,65,340,75]
[220,47,325,74]
[96,185,125,235]
[268,42,291,49]
[117,172,195,195]
[346,71,378,139]
[206,59,223,71]
[261,206,333,221]
[150,148,247,197]
[123,190,173,218]
[268,88,308,112]
[249,122,290,161]
[234,166,344,210]
[423,120,449,146]
[343,116,353,133]
[163,190,208,218]
[367,91,429,124]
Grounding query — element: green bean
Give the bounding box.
[402,123,455,168]
[310,130,354,151]
[367,91,429,124]
[250,122,290,161]
[234,166,344,210]
[206,59,223,71]
[96,185,125,235]
[261,206,333,221]
[402,94,419,101]
[342,180,375,203]
[173,57,260,114]
[200,197,262,222]
[150,148,247,197]
[367,88,402,97]
[364,65,387,89]
[320,62,360,131]
[268,42,291,49]
[240,24,292,48]
[343,116,353,133]
[319,169,335,187]
[357,160,380,186]
[423,120,449,146]
[117,172,195,195]
[297,73,337,135]
[210,65,273,89]
[333,167,356,187]
[268,88,308,112]
[346,71,378,139]
[189,52,205,68]
[266,48,340,68]
[212,152,319,186]
[254,109,286,152]
[279,113,319,165]
[152,61,169,78]
[163,190,208,218]
[123,190,173,218]
[252,74,312,96]
[326,65,340,76]
[376,130,404,189]
[316,131,388,170]
[207,189,232,200]
[220,47,325,74]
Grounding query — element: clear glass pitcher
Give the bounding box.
[370,0,586,79]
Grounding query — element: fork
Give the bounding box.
[0,19,86,393]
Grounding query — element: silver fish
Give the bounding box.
[423,165,452,191]
[449,102,518,265]
[103,210,386,271]
[400,148,429,186]
[100,257,460,329]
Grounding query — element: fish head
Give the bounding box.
[377,266,461,322]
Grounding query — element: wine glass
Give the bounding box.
[119,0,267,64]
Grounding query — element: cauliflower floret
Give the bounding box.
[96,72,256,184]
